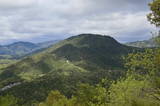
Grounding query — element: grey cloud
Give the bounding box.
[0,0,36,9]
[0,0,157,44]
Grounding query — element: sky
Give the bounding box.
[0,0,158,44]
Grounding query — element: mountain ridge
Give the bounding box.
[0,40,60,59]
[125,37,159,48]
[0,34,139,105]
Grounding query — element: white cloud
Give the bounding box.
[70,12,156,39]
[0,0,157,44]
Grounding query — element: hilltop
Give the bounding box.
[0,34,138,105]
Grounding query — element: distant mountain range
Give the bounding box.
[0,40,60,59]
[0,36,157,60]
[125,37,158,48]
[0,34,138,105]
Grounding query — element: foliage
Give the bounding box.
[38,91,71,106]
[0,95,18,106]
[147,0,160,27]
[0,59,17,71]
[108,76,160,106]
[74,84,108,106]
[110,48,160,106]
[38,83,108,106]
[125,49,157,74]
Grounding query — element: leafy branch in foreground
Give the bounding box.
[147,0,160,27]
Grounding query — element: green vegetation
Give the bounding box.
[0,0,159,105]
[0,59,18,73]
[36,48,160,106]
[0,95,18,106]
[147,0,160,27]
[0,34,135,83]
[0,34,136,105]
[37,83,108,106]
[0,36,159,106]
[0,42,38,58]
[125,36,159,48]
[0,55,15,70]
[0,40,59,59]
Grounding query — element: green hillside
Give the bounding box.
[0,40,60,59]
[0,40,60,71]
[125,36,160,48]
[0,34,138,105]
[0,42,38,58]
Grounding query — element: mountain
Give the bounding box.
[0,40,60,59]
[125,37,158,48]
[0,42,38,58]
[38,40,60,49]
[0,34,138,105]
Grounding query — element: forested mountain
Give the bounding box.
[0,34,138,105]
[37,40,60,49]
[0,42,38,58]
[0,40,60,59]
[125,36,159,48]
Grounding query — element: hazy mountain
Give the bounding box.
[37,40,60,49]
[0,40,60,59]
[125,37,158,48]
[0,42,38,57]
[0,34,138,105]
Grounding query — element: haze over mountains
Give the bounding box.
[0,40,60,59]
[126,37,158,48]
[0,33,157,60]
[0,34,156,60]
[0,33,155,70]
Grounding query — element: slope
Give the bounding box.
[125,36,159,48]
[0,40,60,59]
[0,34,138,105]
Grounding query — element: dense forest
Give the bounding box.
[0,0,160,106]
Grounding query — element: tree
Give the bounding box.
[74,83,108,106]
[108,76,160,106]
[147,0,160,27]
[108,48,160,106]
[38,90,73,106]
[38,83,108,106]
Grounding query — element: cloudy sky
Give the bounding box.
[0,0,158,44]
